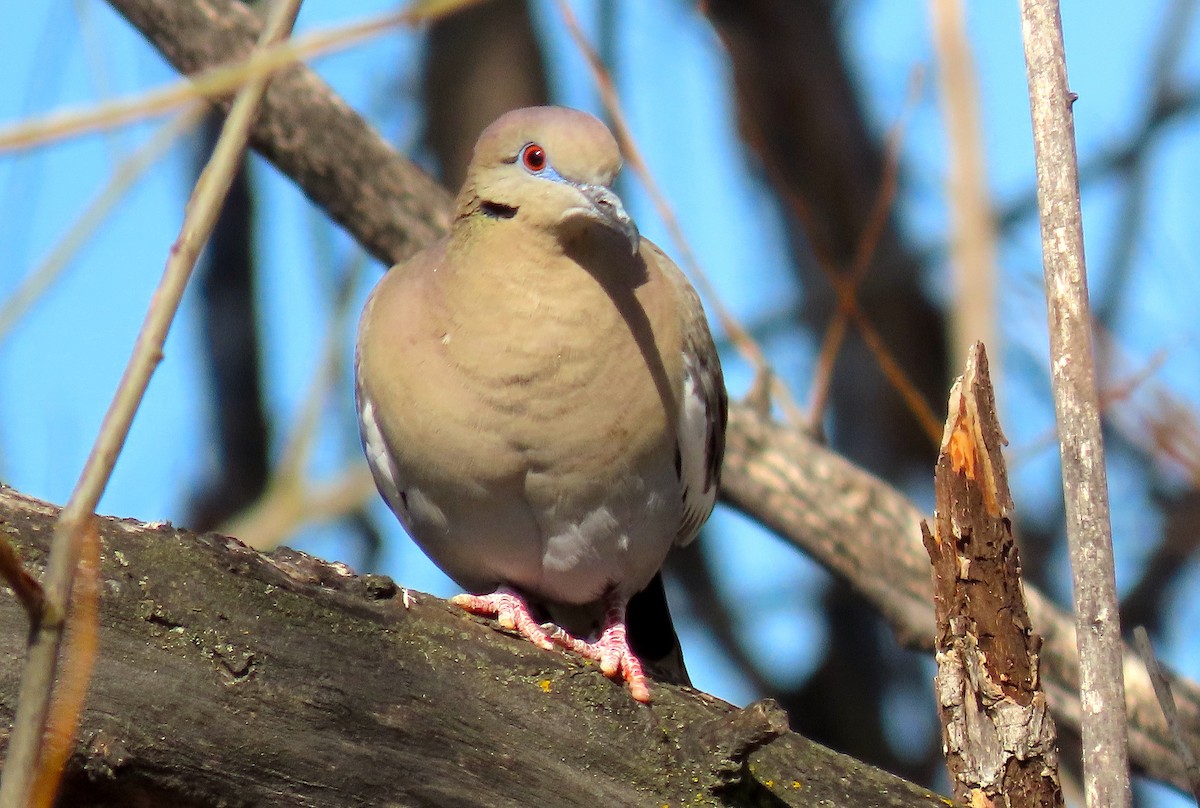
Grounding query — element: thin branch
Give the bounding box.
[734,64,941,445]
[855,314,944,446]
[0,108,204,343]
[1133,627,1200,804]
[222,257,369,549]
[552,0,787,411]
[225,466,376,554]
[1008,336,1166,469]
[925,78,1200,273]
[0,0,484,154]
[73,0,130,162]
[1093,332,1200,486]
[809,70,930,438]
[808,311,849,436]
[1018,2,1131,807]
[1095,0,1196,324]
[0,537,45,622]
[0,2,303,804]
[929,0,1000,370]
[27,520,101,808]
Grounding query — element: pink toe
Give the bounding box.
[585,620,652,702]
[452,589,653,702]
[451,589,561,652]
[626,672,651,703]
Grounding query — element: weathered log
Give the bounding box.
[0,486,947,807]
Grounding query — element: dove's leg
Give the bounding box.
[574,595,650,703]
[451,587,582,653]
[452,587,651,702]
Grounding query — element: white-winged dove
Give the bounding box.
[355,106,726,702]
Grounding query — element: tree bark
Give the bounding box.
[923,344,1063,808]
[0,486,947,808]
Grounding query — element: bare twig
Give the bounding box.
[74,0,131,162]
[0,536,45,622]
[1093,333,1200,485]
[1008,336,1167,469]
[27,520,102,808]
[985,82,1200,246]
[808,71,939,442]
[807,311,849,435]
[1133,627,1200,804]
[1018,2,1131,807]
[551,0,793,415]
[222,257,369,549]
[808,119,907,431]
[0,108,204,343]
[225,466,376,551]
[855,315,944,446]
[0,2,303,804]
[929,0,999,370]
[1095,0,1196,324]
[0,0,484,153]
[736,65,941,445]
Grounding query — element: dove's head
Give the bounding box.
[456,106,639,254]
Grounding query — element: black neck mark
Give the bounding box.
[480,201,518,219]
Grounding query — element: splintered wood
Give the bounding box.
[921,343,1063,808]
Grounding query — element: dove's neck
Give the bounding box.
[437,216,642,321]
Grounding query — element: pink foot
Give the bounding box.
[451,588,580,653]
[452,588,652,703]
[575,600,651,703]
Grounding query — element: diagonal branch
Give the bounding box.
[103,0,455,265]
[0,3,303,805]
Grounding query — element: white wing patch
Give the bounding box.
[359,397,400,499]
[675,354,718,546]
[358,394,448,534]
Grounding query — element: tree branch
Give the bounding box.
[1,3,302,804]
[106,0,452,267]
[0,486,946,808]
[1019,3,1131,806]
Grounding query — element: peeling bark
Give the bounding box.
[923,344,1063,807]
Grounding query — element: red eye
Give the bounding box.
[521,143,546,172]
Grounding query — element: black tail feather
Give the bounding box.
[626,571,691,687]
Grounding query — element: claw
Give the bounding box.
[451,587,652,702]
[451,588,561,652]
[573,598,651,703]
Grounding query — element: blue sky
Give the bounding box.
[3,2,1200,803]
